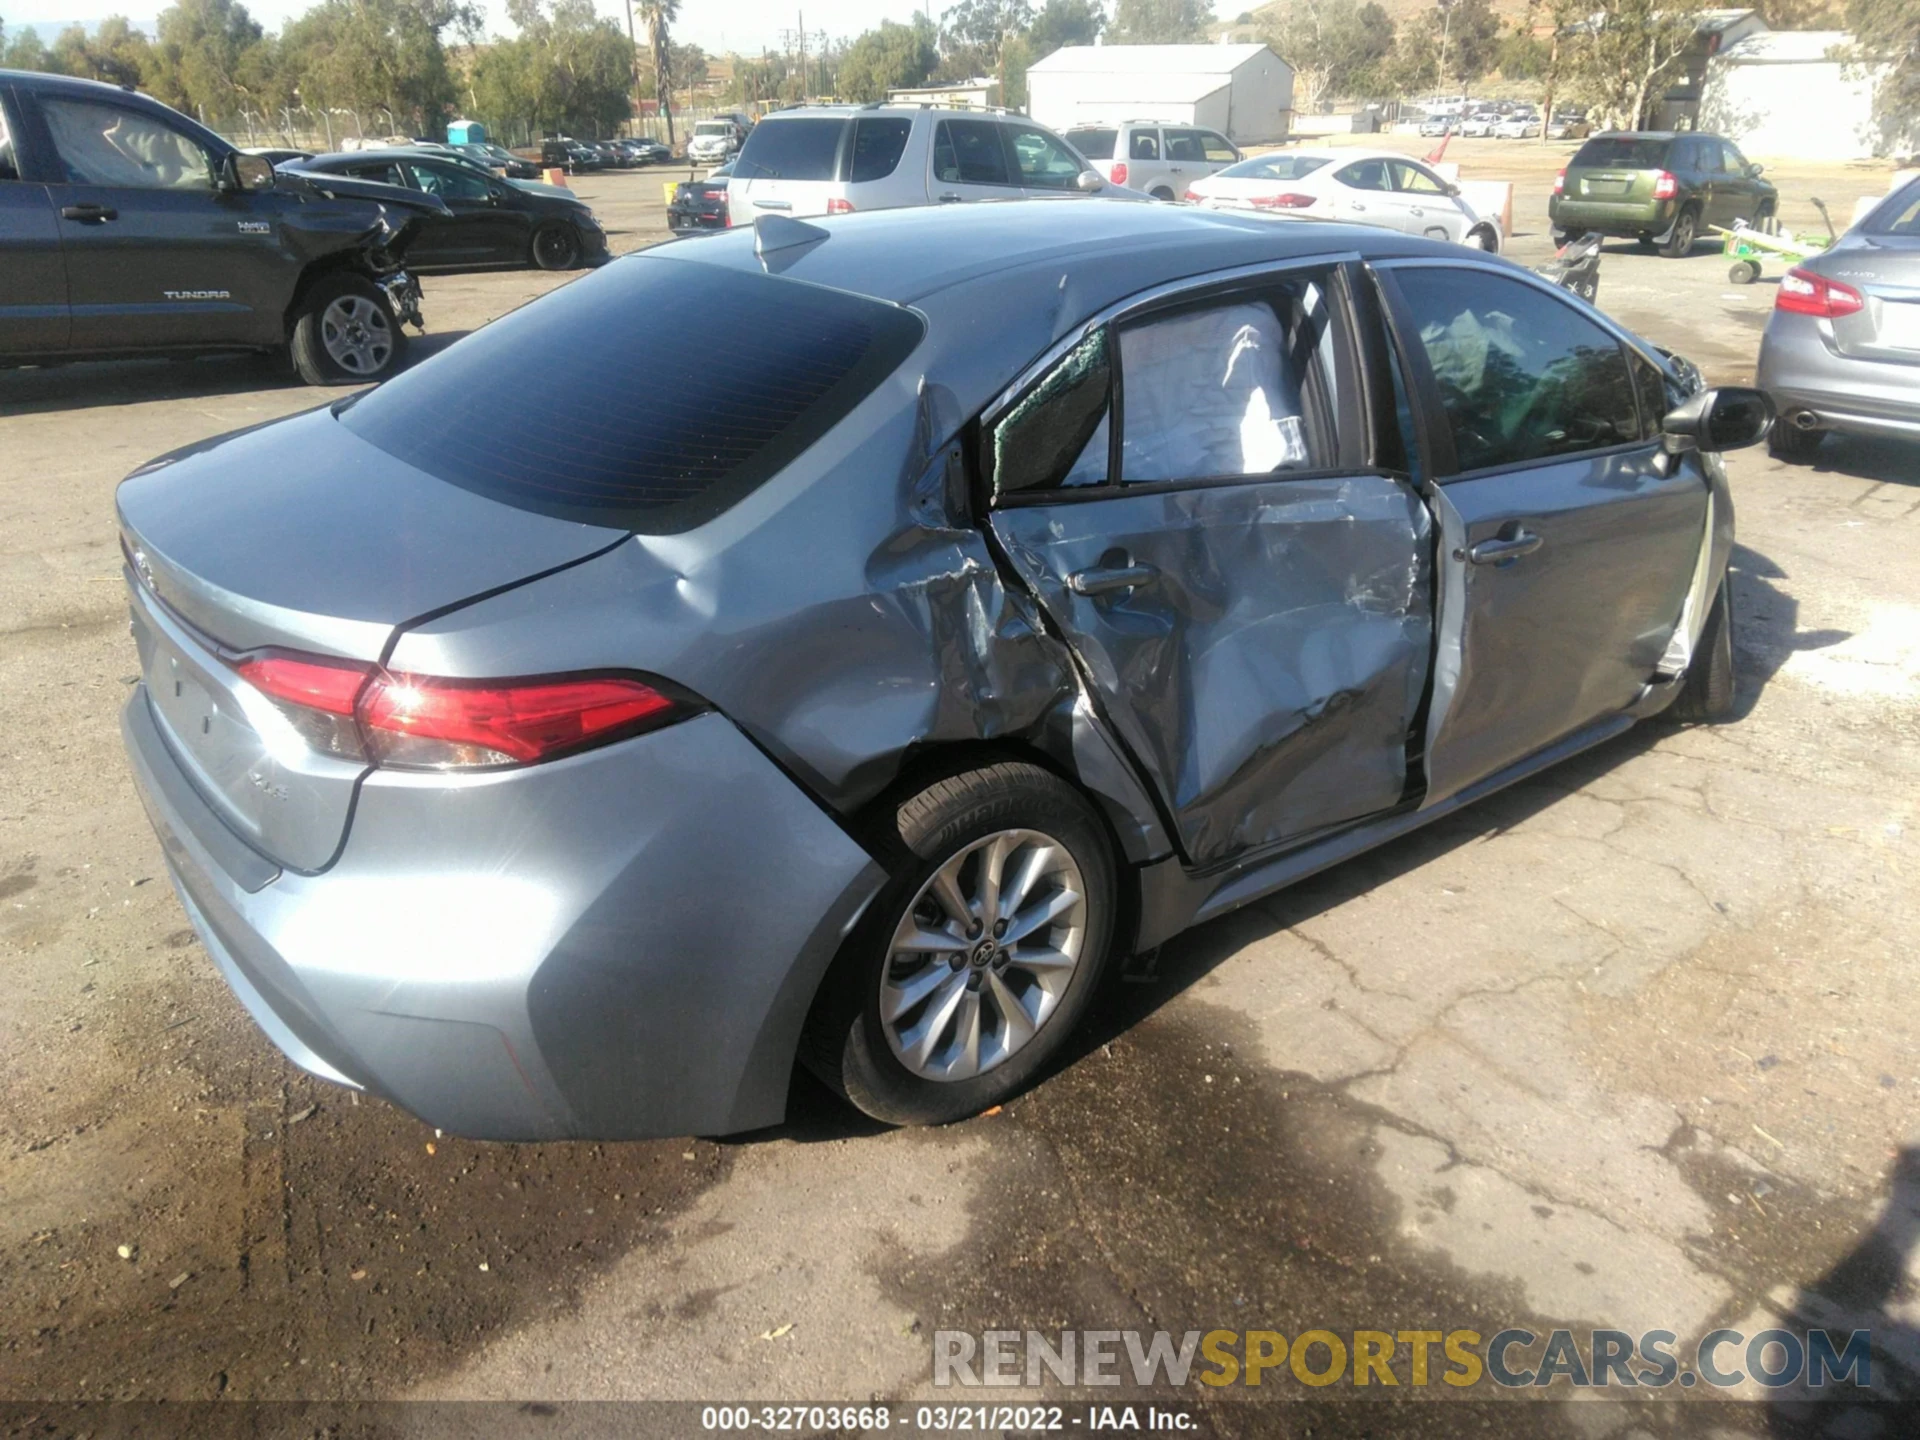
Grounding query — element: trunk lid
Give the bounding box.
[118,405,626,871]
[1821,238,1920,365]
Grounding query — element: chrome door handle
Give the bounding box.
[1068,562,1158,596]
[938,192,964,203]
[1350,201,1367,211]
[1468,531,1544,565]
[61,203,118,223]
[754,198,792,210]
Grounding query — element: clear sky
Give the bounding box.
[2,0,933,59]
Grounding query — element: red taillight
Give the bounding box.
[1184,188,1202,202]
[1552,167,1565,195]
[1250,193,1317,210]
[239,654,366,716]
[239,654,686,770]
[1776,266,1864,319]
[1111,162,1128,186]
[826,197,854,215]
[1652,171,1678,200]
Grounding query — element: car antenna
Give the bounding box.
[754,214,830,262]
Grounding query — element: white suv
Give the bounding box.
[1063,121,1242,201]
[726,106,1133,224]
[688,120,741,165]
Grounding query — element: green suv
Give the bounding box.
[1549,131,1777,257]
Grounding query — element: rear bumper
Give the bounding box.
[1757,313,1920,440]
[1548,197,1674,234]
[123,690,885,1141]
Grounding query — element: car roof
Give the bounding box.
[302,148,455,166]
[649,200,1477,437]
[667,196,1451,308]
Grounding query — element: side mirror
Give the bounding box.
[1747,162,1764,178]
[1076,169,1105,193]
[1443,182,1462,197]
[1663,385,1774,455]
[222,152,276,192]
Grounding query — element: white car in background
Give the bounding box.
[1184,148,1501,250]
[1459,110,1501,137]
[1494,111,1541,139]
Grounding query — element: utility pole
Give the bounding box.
[1539,20,1558,146]
[623,0,645,137]
[1436,0,1456,101]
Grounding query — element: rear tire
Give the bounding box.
[531,222,581,271]
[1660,205,1699,258]
[1769,419,1823,462]
[1149,186,1177,202]
[288,273,406,386]
[800,762,1118,1127]
[1670,575,1736,722]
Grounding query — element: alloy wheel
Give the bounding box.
[319,295,394,376]
[880,828,1087,1083]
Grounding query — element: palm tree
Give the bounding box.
[638,0,679,147]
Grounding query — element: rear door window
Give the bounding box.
[848,116,911,182]
[339,258,925,533]
[736,117,846,181]
[1571,135,1670,169]
[1119,289,1332,481]
[1335,158,1392,191]
[933,119,1011,186]
[1163,129,1207,163]
[1128,129,1161,161]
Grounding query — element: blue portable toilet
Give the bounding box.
[447,119,488,146]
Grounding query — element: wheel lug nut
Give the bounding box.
[968,920,983,938]
[993,919,1007,937]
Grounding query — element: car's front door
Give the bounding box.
[1377,261,1711,803]
[1000,120,1087,196]
[929,118,1020,204]
[32,92,280,351]
[1716,140,1762,224]
[0,87,70,355]
[406,160,527,266]
[985,265,1435,867]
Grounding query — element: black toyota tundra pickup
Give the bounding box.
[1,69,444,385]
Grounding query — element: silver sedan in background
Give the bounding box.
[1758,177,1920,460]
[117,203,1772,1141]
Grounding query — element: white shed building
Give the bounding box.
[1700,30,1908,161]
[1025,44,1295,146]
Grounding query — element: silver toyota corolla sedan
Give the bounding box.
[117,202,1773,1140]
[1758,176,1920,459]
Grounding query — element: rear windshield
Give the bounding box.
[695,122,732,136]
[339,258,925,533]
[1570,136,1670,169]
[736,117,846,181]
[1216,154,1330,181]
[1862,179,1920,237]
[1066,127,1117,160]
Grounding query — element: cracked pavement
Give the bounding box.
[3,149,1917,1435]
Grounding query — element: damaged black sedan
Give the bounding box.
[1,69,439,384]
[117,201,1771,1141]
